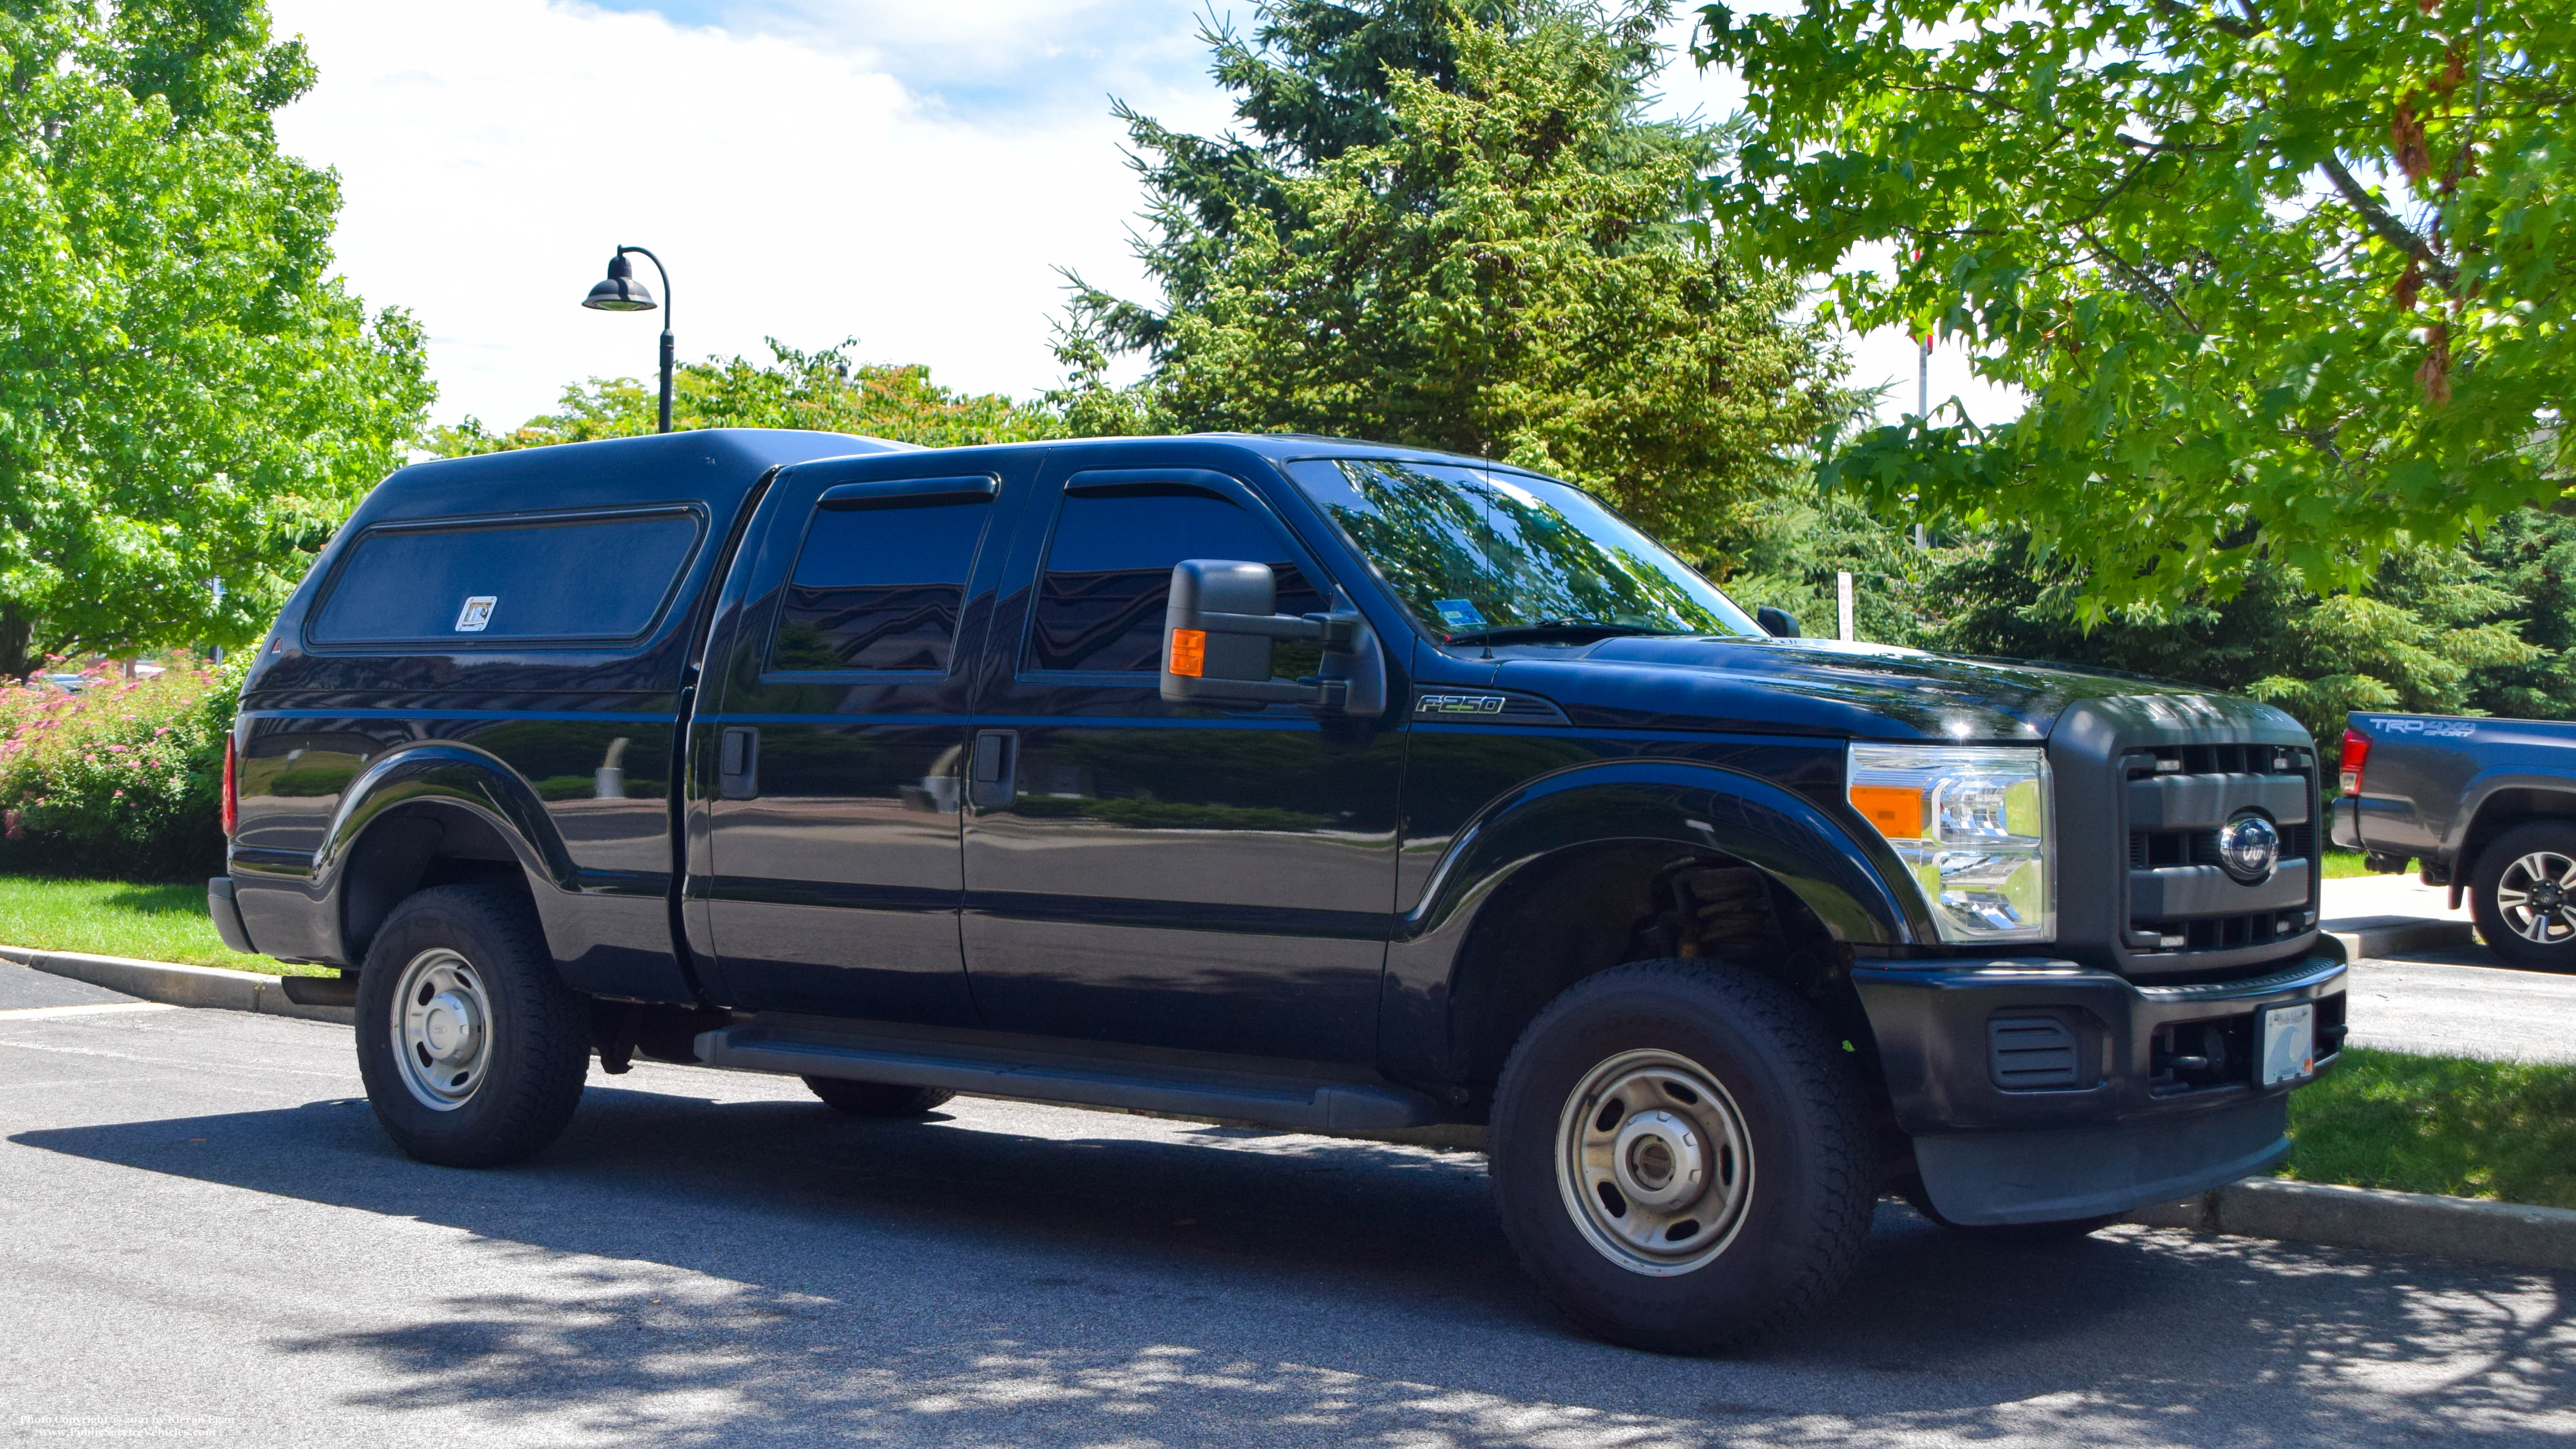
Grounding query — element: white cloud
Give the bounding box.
[270,0,1237,429]
[273,0,2017,436]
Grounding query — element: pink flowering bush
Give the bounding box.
[0,655,245,880]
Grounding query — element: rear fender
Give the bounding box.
[2452,776,2576,881]
[281,744,577,968]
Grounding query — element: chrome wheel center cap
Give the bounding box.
[1612,1109,1705,1212]
[421,992,481,1062]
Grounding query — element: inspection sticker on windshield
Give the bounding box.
[2258,1003,2315,1087]
[1433,599,1487,630]
[453,596,497,633]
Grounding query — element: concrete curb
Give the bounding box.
[0,945,354,1027]
[2323,915,2477,959]
[2128,1176,2576,1270]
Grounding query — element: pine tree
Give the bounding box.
[1055,0,1849,563]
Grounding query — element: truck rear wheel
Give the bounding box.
[1489,960,1872,1353]
[355,883,591,1168]
[2473,821,2576,971]
[801,1076,955,1117]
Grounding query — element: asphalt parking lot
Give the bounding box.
[2345,946,2576,1064]
[1,964,2569,1448]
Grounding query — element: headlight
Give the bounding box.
[1848,744,2054,944]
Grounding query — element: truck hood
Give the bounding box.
[1478,635,2249,741]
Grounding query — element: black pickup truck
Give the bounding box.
[2332,710,2576,969]
[207,429,2347,1351]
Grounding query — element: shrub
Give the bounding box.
[0,656,244,882]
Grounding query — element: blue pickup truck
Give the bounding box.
[2332,711,2576,970]
[206,429,2348,1351]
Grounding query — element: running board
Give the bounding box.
[693,1020,1441,1132]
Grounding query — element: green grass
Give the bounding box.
[0,875,325,975]
[2321,849,2393,879]
[2286,1047,2576,1209]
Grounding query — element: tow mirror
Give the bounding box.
[1756,605,1802,638]
[1161,560,1386,716]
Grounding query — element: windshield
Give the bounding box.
[1284,459,1761,644]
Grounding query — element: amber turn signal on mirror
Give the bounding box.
[1168,628,1206,678]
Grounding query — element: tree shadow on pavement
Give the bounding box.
[14,1079,2573,1447]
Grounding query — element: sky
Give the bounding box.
[268,0,2015,436]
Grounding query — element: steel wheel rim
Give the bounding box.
[1555,1048,1755,1277]
[390,947,494,1112]
[2494,851,2576,945]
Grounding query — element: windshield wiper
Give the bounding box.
[1442,618,1681,647]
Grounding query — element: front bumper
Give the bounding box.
[1855,950,2346,1225]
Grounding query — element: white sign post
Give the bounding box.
[1837,572,1855,642]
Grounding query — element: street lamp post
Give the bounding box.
[581,246,673,434]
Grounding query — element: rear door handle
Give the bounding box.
[968,730,1016,812]
[718,726,758,800]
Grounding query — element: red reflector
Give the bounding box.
[221,732,238,837]
[2339,728,2370,797]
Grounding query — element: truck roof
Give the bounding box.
[352,429,919,529]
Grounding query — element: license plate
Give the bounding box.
[2258,1003,2316,1086]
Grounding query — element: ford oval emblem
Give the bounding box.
[2218,811,2281,884]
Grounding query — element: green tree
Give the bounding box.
[1922,532,2548,744]
[2459,507,2576,719]
[1693,0,2573,615]
[433,339,1059,456]
[1718,489,1937,645]
[1060,1,1849,563]
[0,1,432,678]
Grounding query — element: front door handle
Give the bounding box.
[718,726,759,800]
[968,730,1016,812]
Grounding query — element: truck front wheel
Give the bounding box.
[355,884,592,1167]
[1489,960,1873,1353]
[2473,821,2576,971]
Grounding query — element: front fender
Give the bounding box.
[1404,759,1917,948]
[1380,759,1923,1088]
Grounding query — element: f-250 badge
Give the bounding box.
[1417,693,1508,716]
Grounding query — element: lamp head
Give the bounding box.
[581,252,657,312]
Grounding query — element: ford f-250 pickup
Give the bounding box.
[205,429,2349,1351]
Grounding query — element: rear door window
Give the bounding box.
[309,508,703,646]
[1027,488,1324,673]
[769,491,996,673]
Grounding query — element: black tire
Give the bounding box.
[802,1076,955,1117]
[355,883,591,1168]
[2472,821,2576,971]
[1903,1185,2121,1243]
[1489,960,1873,1354]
